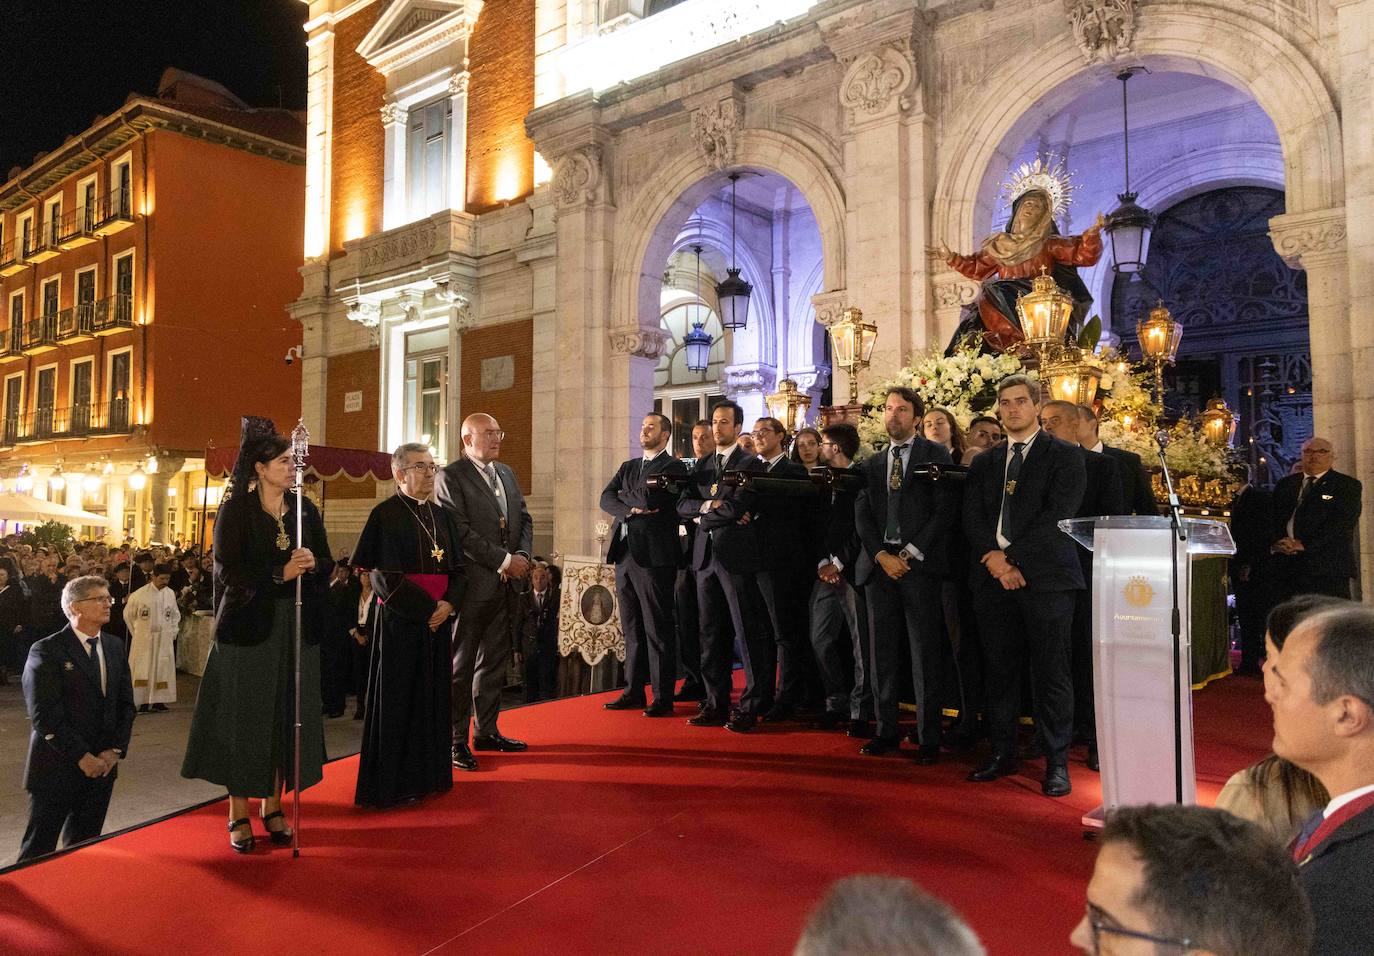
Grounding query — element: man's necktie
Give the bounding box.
[1288,476,1314,537]
[488,465,507,519]
[885,444,908,542]
[715,453,724,484]
[87,637,102,694]
[999,442,1026,543]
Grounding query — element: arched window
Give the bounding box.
[655,295,727,459]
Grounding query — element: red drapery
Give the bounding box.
[204,444,391,482]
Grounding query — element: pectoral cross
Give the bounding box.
[431,547,445,562]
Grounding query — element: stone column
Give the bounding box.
[147,455,186,544]
[518,187,559,549]
[447,72,470,212]
[722,364,777,424]
[302,21,335,260]
[380,102,408,230]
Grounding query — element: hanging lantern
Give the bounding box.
[1104,68,1157,274]
[715,173,752,330]
[1137,299,1183,407]
[128,464,147,491]
[1041,352,1104,407]
[683,244,714,373]
[765,378,812,435]
[1200,397,1238,446]
[1014,267,1074,365]
[827,306,878,406]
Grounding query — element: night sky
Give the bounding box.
[0,0,308,176]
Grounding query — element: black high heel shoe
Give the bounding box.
[260,809,293,846]
[228,818,255,854]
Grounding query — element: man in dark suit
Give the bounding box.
[1266,602,1374,956]
[676,400,768,733]
[966,375,1085,797]
[1076,403,1158,516]
[600,412,689,715]
[673,420,714,702]
[515,562,560,703]
[435,412,533,771]
[1269,437,1363,600]
[852,388,955,761]
[18,575,135,862]
[1229,466,1273,674]
[1042,400,1123,772]
[105,561,133,658]
[750,416,814,721]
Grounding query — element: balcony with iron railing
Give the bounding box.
[0,326,22,362]
[27,222,59,263]
[91,293,134,334]
[0,399,133,446]
[0,236,27,277]
[56,302,96,341]
[23,314,58,352]
[56,206,98,250]
[92,187,134,236]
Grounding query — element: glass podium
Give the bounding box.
[1059,516,1236,828]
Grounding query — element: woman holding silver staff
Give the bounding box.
[182,416,333,853]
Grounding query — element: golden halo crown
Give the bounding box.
[999,155,1076,221]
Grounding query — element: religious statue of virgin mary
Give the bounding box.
[932,157,1105,353]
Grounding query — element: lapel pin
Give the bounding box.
[1321,493,1334,500]
[64,661,74,671]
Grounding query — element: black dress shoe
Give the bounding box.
[915,744,941,765]
[725,713,757,734]
[1086,744,1100,773]
[138,704,150,713]
[642,702,674,717]
[473,733,527,752]
[228,818,255,854]
[1042,764,1072,797]
[817,711,845,731]
[860,736,900,756]
[451,745,478,771]
[846,719,874,739]
[603,694,647,711]
[761,703,794,723]
[151,703,169,712]
[674,683,706,702]
[688,709,727,727]
[968,754,1019,782]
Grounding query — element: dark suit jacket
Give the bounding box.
[516,587,560,658]
[854,436,955,586]
[1270,469,1363,580]
[754,456,810,571]
[1300,804,1374,956]
[1100,443,1159,516]
[601,452,689,568]
[675,446,765,574]
[22,626,135,795]
[435,456,534,604]
[1078,447,1125,520]
[1230,485,1273,579]
[812,465,865,585]
[964,431,1086,592]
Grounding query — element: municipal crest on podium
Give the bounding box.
[1123,575,1154,608]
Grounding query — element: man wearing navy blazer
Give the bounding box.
[600,412,689,715]
[1076,403,1158,516]
[18,575,135,862]
[676,400,768,733]
[853,387,956,761]
[1269,437,1363,600]
[435,412,534,771]
[965,375,1085,797]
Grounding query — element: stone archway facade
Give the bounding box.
[527,0,1373,582]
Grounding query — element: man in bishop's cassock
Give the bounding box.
[351,443,466,809]
[125,562,181,713]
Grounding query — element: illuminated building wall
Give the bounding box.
[466,0,536,212]
[329,3,387,253]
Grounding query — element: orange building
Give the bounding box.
[0,69,306,545]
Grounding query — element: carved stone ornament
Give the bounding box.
[723,364,777,396]
[551,146,603,208]
[448,71,470,97]
[839,44,916,121]
[810,290,848,328]
[690,99,743,172]
[934,279,978,309]
[1269,212,1348,270]
[792,364,832,394]
[361,221,438,272]
[379,102,404,126]
[1064,0,1136,64]
[608,326,671,360]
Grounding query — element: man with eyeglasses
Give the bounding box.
[1268,436,1362,601]
[18,576,135,862]
[1070,804,1312,956]
[435,413,534,770]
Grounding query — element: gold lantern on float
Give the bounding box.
[827,306,878,406]
[1200,397,1237,446]
[1137,299,1183,406]
[765,378,812,435]
[1014,266,1074,367]
[1040,351,1104,407]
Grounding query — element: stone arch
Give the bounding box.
[666,216,778,367]
[611,127,847,341]
[931,4,1342,255]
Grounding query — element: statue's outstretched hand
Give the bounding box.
[926,241,952,261]
[1090,212,1107,232]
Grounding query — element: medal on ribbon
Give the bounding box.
[709,482,719,496]
[1005,479,1017,496]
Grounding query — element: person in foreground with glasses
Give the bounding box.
[17,576,135,862]
[1070,804,1312,955]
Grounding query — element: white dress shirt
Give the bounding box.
[1324,783,1374,819]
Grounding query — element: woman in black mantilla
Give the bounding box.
[181,417,333,853]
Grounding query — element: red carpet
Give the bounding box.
[1,673,1270,956]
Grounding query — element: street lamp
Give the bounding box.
[683,244,713,373]
[1041,351,1104,407]
[827,306,878,406]
[765,378,812,435]
[1014,267,1074,366]
[1137,299,1183,407]
[1104,68,1156,274]
[715,173,752,330]
[128,464,147,491]
[1200,397,1238,446]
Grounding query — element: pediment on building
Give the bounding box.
[357,0,483,74]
